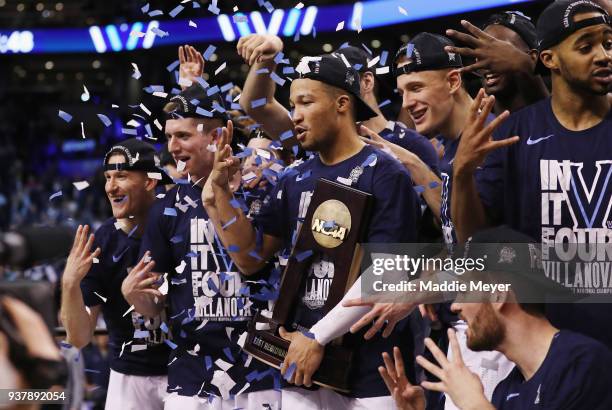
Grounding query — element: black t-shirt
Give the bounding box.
[139,183,276,397]
[492,330,612,409]
[80,218,170,376]
[476,98,612,348]
[255,145,419,398]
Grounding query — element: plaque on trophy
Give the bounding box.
[243,178,373,392]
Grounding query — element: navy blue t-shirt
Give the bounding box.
[80,218,170,376]
[492,330,612,409]
[139,183,277,397]
[476,98,612,348]
[255,144,419,398]
[378,121,440,176]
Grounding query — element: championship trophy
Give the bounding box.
[243,178,373,392]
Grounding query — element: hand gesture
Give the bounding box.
[379,346,426,410]
[209,120,240,188]
[121,251,162,304]
[343,296,417,339]
[445,20,533,75]
[452,89,519,176]
[237,34,284,66]
[62,225,101,286]
[178,44,205,89]
[279,327,324,387]
[416,329,493,410]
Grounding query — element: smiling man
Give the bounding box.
[203,53,419,409]
[61,138,173,410]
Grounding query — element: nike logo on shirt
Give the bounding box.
[526,134,555,145]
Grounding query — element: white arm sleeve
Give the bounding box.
[309,276,371,346]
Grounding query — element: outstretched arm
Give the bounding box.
[237,34,294,141]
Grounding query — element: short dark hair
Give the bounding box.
[321,82,358,123]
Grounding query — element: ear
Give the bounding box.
[336,94,352,115]
[447,69,463,95]
[539,49,557,71]
[360,72,375,95]
[144,176,158,192]
[528,49,539,65]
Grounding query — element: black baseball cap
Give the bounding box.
[484,11,538,50]
[335,45,371,73]
[454,226,575,302]
[537,0,610,51]
[295,53,378,121]
[165,83,229,121]
[394,32,463,77]
[104,138,174,185]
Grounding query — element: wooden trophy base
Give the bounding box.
[243,311,353,393]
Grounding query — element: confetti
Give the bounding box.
[58,110,72,123]
[82,85,90,101]
[148,172,162,180]
[148,10,163,17]
[97,113,112,127]
[270,72,286,86]
[164,207,178,216]
[166,60,180,72]
[203,45,216,61]
[130,30,146,38]
[336,21,345,31]
[165,340,178,350]
[49,191,62,201]
[151,27,169,38]
[175,260,187,274]
[177,160,186,172]
[295,2,304,9]
[376,66,390,75]
[295,249,313,262]
[283,363,297,381]
[214,62,227,76]
[141,3,150,13]
[169,4,184,18]
[73,181,89,191]
[131,63,141,80]
[250,98,267,109]
[188,20,197,28]
[215,358,232,371]
[123,305,135,317]
[93,292,107,303]
[398,6,408,15]
[222,216,237,230]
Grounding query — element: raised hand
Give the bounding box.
[62,225,101,286]
[452,89,519,176]
[178,44,205,89]
[209,120,240,188]
[379,346,426,410]
[237,34,284,66]
[416,329,494,410]
[445,20,533,75]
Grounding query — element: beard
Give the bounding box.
[465,303,505,351]
[558,57,611,96]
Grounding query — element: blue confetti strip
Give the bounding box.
[221,82,234,92]
[203,45,216,61]
[251,98,267,108]
[231,103,242,110]
[429,181,440,189]
[222,216,237,230]
[301,330,316,339]
[196,107,214,117]
[49,191,62,201]
[406,43,415,58]
[148,10,163,17]
[295,170,311,182]
[165,340,178,350]
[164,207,177,216]
[255,68,270,74]
[205,356,213,370]
[414,185,425,193]
[169,5,184,18]
[270,72,286,86]
[207,85,220,96]
[166,60,180,72]
[195,77,209,89]
[378,99,391,108]
[228,244,240,252]
[295,249,313,262]
[84,368,101,374]
[380,50,389,66]
[58,110,72,123]
[141,3,150,13]
[160,322,169,333]
[361,153,377,168]
[223,347,235,362]
[283,362,297,381]
[127,224,139,238]
[282,66,295,74]
[274,52,285,64]
[230,198,241,209]
[207,277,219,293]
[151,27,169,38]
[212,101,226,113]
[170,234,183,244]
[122,128,138,135]
[97,113,112,127]
[248,250,263,261]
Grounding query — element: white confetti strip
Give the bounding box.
[148,172,162,180]
[93,292,107,303]
[376,66,390,74]
[131,63,141,80]
[214,62,227,76]
[175,260,187,274]
[336,21,345,31]
[188,20,197,28]
[73,181,90,191]
[176,160,186,172]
